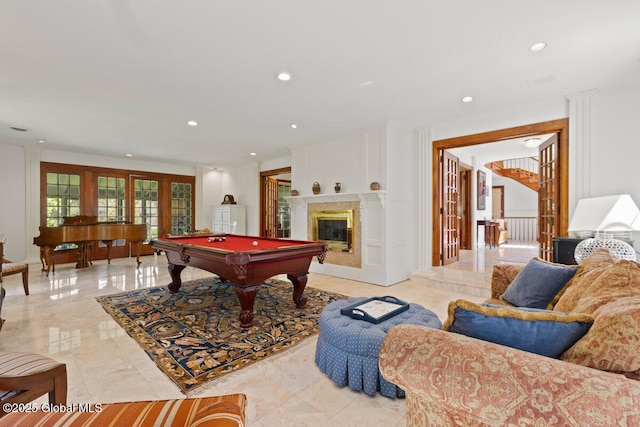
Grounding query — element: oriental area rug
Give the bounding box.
[96,277,346,393]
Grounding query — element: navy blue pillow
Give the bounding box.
[501,258,578,309]
[443,300,593,358]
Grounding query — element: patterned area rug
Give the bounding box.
[97,277,346,393]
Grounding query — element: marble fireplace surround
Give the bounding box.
[308,201,362,268]
[286,191,388,284]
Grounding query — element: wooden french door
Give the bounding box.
[538,138,558,261]
[260,167,292,238]
[263,177,278,238]
[441,151,460,265]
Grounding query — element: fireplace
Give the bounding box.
[312,209,354,253]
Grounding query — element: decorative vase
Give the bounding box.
[370,181,381,191]
[334,182,341,193]
[312,182,321,194]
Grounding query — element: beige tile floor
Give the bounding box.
[0,242,536,426]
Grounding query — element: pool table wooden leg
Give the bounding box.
[287,273,308,309]
[234,284,261,328]
[167,263,186,293]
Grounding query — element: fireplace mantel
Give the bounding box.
[286,191,386,208]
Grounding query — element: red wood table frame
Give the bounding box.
[151,234,328,328]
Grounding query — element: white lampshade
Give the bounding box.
[568,195,640,236]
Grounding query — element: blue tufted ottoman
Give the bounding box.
[315,297,442,398]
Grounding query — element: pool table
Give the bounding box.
[151,234,328,328]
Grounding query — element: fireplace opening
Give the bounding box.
[312,209,354,253]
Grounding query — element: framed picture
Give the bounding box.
[477,170,486,210]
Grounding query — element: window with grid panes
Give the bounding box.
[277,182,291,237]
[46,173,81,227]
[134,179,159,240]
[97,176,126,222]
[171,182,192,235]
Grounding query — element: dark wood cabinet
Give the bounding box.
[552,237,583,265]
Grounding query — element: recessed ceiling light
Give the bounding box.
[530,42,547,52]
[277,72,292,81]
[290,123,298,129]
[461,96,474,103]
[249,152,257,156]
[37,139,46,144]
[187,120,198,126]
[126,153,133,157]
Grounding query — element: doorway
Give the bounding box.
[459,164,472,250]
[259,167,292,238]
[431,118,569,266]
[492,186,504,219]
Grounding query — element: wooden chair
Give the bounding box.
[0,351,67,416]
[0,239,29,295]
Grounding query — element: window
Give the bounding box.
[97,176,126,222]
[46,172,81,226]
[171,182,192,235]
[278,182,291,238]
[134,179,159,240]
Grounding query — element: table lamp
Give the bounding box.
[568,195,640,263]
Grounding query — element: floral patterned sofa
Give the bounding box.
[379,249,640,426]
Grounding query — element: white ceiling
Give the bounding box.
[1,1,640,168]
[449,134,555,165]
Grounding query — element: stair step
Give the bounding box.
[412,268,491,298]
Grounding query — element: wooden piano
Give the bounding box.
[33,216,148,276]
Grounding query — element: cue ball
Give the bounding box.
[252,241,258,246]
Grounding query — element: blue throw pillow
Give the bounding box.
[442,300,593,358]
[501,258,578,309]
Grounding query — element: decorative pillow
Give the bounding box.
[501,258,578,309]
[554,249,617,312]
[443,299,594,358]
[561,297,640,376]
[570,260,640,315]
[490,264,524,300]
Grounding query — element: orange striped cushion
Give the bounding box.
[1,262,27,274]
[0,394,246,427]
[0,352,63,376]
[0,351,65,400]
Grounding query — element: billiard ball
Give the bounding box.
[252,241,258,246]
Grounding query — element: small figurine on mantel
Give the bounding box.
[222,194,237,204]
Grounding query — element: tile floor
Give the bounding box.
[0,242,536,426]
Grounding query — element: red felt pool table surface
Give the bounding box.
[169,234,301,252]
[150,234,328,328]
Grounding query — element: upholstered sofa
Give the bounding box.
[380,249,640,426]
[0,393,247,426]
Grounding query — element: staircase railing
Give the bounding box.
[502,157,538,173]
[487,157,539,192]
[504,216,538,242]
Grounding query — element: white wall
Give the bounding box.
[0,144,27,261]
[588,84,640,245]
[222,162,260,235]
[41,150,195,176]
[287,123,410,285]
[492,175,537,217]
[591,85,640,198]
